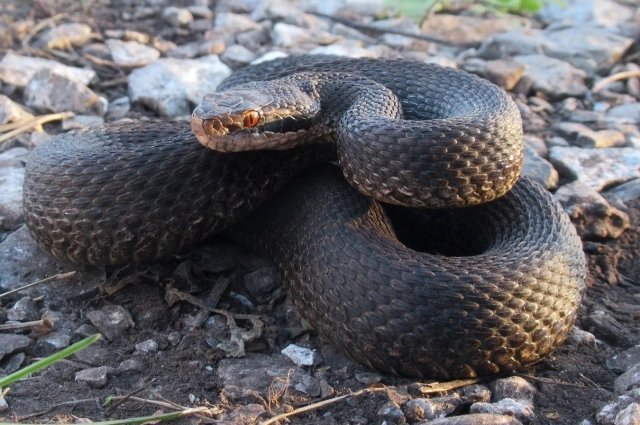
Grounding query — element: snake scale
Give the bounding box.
[23,56,586,379]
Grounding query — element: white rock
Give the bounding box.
[308,42,378,58]
[135,339,159,353]
[251,51,289,65]
[105,39,160,65]
[491,377,537,404]
[128,55,231,117]
[281,344,318,367]
[0,52,96,87]
[598,389,640,425]
[161,6,194,27]
[549,147,640,191]
[615,403,640,425]
[470,398,536,423]
[537,0,635,26]
[214,12,261,33]
[403,394,462,421]
[0,166,24,230]
[75,366,109,388]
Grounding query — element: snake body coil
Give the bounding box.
[23,56,586,379]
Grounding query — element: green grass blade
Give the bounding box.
[0,334,101,388]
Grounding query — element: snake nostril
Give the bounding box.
[203,119,217,135]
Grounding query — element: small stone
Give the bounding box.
[491,376,537,403]
[597,389,640,425]
[377,401,404,420]
[0,52,96,87]
[221,385,264,404]
[522,144,558,189]
[188,5,214,19]
[421,14,515,46]
[35,23,92,49]
[162,7,194,27]
[36,331,71,354]
[607,103,640,125]
[294,374,321,396]
[0,392,7,412]
[462,385,492,403]
[3,352,25,374]
[105,39,160,66]
[462,58,525,90]
[569,109,605,124]
[214,12,261,33]
[167,332,181,346]
[608,346,640,374]
[135,339,159,353]
[308,43,378,58]
[546,136,570,148]
[615,403,640,425]
[244,268,280,298]
[615,364,640,394]
[565,327,596,346]
[470,398,536,423]
[86,305,135,341]
[554,181,630,239]
[403,394,463,421]
[524,134,548,157]
[0,334,31,360]
[106,96,131,121]
[23,69,107,116]
[425,413,523,424]
[75,366,109,388]
[576,130,627,149]
[271,22,341,47]
[281,344,318,367]
[0,166,25,229]
[7,297,39,321]
[512,54,587,99]
[220,44,257,69]
[319,379,335,398]
[74,324,99,340]
[354,370,382,385]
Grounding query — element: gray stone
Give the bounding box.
[135,339,159,353]
[524,134,548,157]
[128,55,231,117]
[294,374,321,396]
[378,401,404,420]
[420,413,522,425]
[608,346,640,374]
[0,94,34,125]
[74,345,111,366]
[217,403,268,424]
[491,377,537,404]
[0,147,29,167]
[86,305,135,341]
[470,398,535,423]
[62,115,105,130]
[187,5,214,19]
[615,364,640,394]
[537,0,635,27]
[512,55,587,99]
[607,103,640,125]
[552,122,596,142]
[549,147,640,191]
[546,136,570,148]
[570,109,605,124]
[576,129,626,148]
[271,22,341,47]
[36,331,71,354]
[217,353,306,396]
[554,181,630,239]
[244,268,280,298]
[23,69,107,116]
[162,7,194,27]
[522,144,558,190]
[332,23,377,44]
[221,385,264,404]
[74,324,99,340]
[597,389,640,425]
[421,14,516,46]
[105,39,160,65]
[0,52,96,87]
[35,23,92,49]
[354,370,382,385]
[462,385,492,403]
[0,393,7,412]
[106,96,131,121]
[0,334,31,360]
[119,358,146,372]
[404,394,463,421]
[281,344,319,367]
[214,12,261,33]
[615,403,640,425]
[220,44,257,69]
[7,297,39,321]
[0,165,24,229]
[477,26,633,76]
[308,42,378,58]
[303,0,384,16]
[462,58,526,91]
[565,327,596,345]
[75,366,109,388]
[3,352,25,374]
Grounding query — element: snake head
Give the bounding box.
[192,83,321,152]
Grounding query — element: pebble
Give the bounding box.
[35,331,71,355]
[243,267,280,298]
[135,339,159,353]
[607,103,640,125]
[522,144,558,189]
[127,55,231,117]
[0,52,96,87]
[75,366,109,388]
[161,7,194,27]
[462,385,492,403]
[538,0,635,26]
[462,58,526,91]
[565,327,597,346]
[404,394,463,421]
[575,129,627,149]
[377,401,404,421]
[214,12,261,33]
[0,394,7,412]
[491,377,537,404]
[35,23,92,49]
[294,374,321,396]
[615,364,640,394]
[119,358,146,372]
[106,96,131,121]
[470,398,535,424]
[0,165,24,229]
[271,22,342,47]
[281,344,318,367]
[105,39,160,65]
[7,297,39,321]
[220,44,257,69]
[419,413,523,425]
[354,370,382,385]
[608,346,640,374]
[597,388,640,425]
[615,403,640,425]
[74,345,111,366]
[0,334,31,360]
[0,94,34,125]
[23,69,107,116]
[61,115,105,130]
[3,352,25,374]
[86,305,135,341]
[512,55,587,98]
[554,181,630,239]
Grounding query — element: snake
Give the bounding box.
[23,55,586,379]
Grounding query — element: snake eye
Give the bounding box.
[243,110,260,128]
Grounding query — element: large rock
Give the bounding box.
[420,14,516,46]
[513,55,587,98]
[127,55,232,117]
[0,52,96,87]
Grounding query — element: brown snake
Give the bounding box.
[23,56,586,378]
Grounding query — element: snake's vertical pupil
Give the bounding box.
[244,111,260,128]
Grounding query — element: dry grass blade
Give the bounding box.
[0,271,76,299]
[21,13,67,48]
[0,112,75,144]
[592,70,640,93]
[0,319,53,331]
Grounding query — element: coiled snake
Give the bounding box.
[23,56,586,379]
